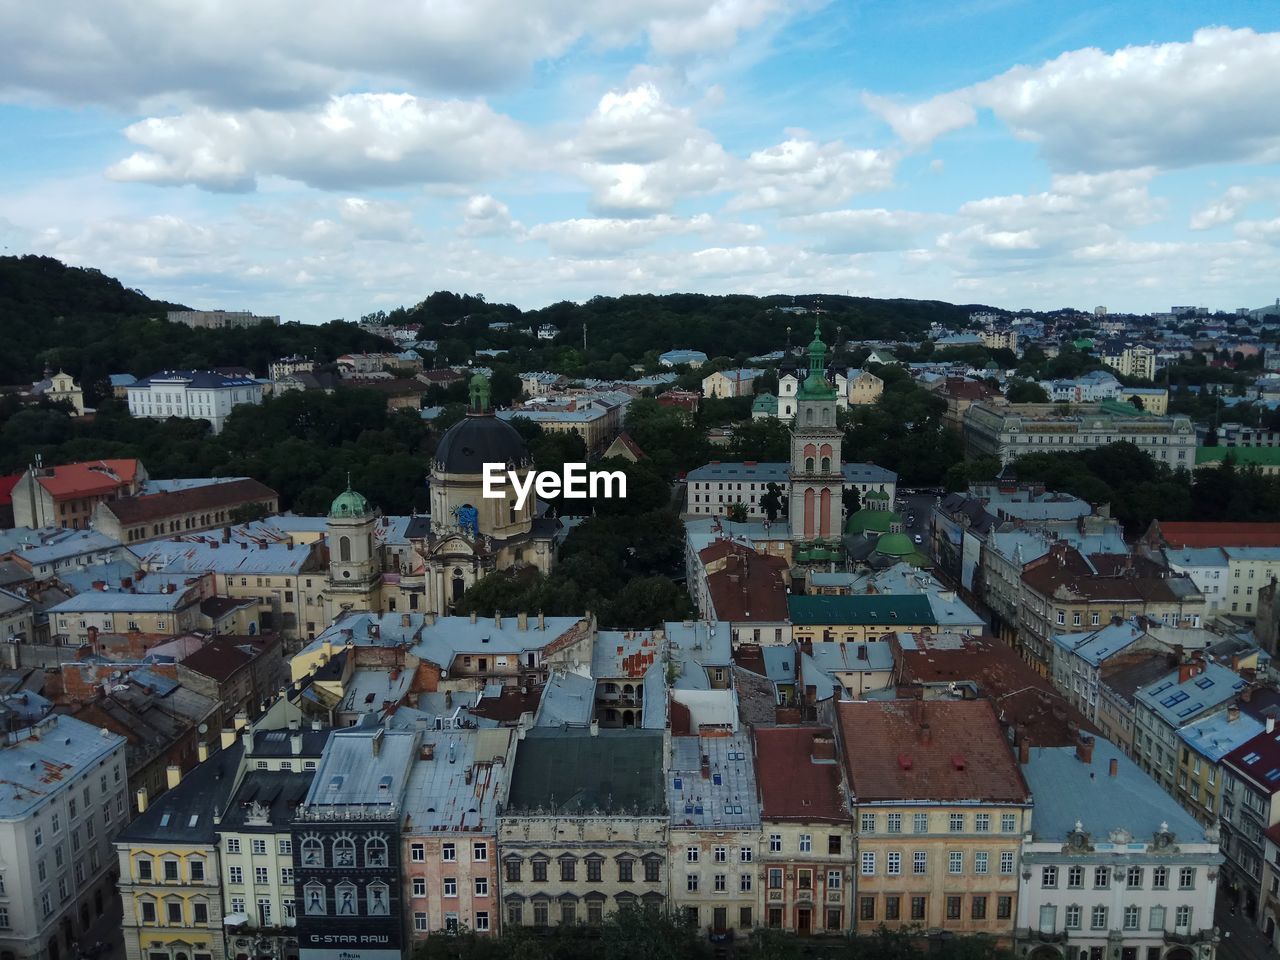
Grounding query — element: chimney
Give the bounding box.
[590,719,599,738]
[425,612,435,626]
[495,613,502,630]
[1268,717,1276,735]
[1018,737,1031,765]
[1228,705,1241,723]
[371,728,384,757]
[1178,662,1195,684]
[470,611,477,625]
[518,612,528,631]
[1076,734,1095,765]
[421,743,434,761]
[166,765,182,789]
[197,742,209,763]
[401,613,411,628]
[242,730,254,753]
[240,541,248,550]
[538,611,546,630]
[220,727,237,749]
[1108,757,1119,778]
[222,526,231,543]
[445,690,453,708]
[135,787,149,813]
[465,765,474,784]
[291,733,303,755]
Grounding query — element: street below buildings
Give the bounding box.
[1216,890,1275,960]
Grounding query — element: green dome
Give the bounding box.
[845,508,901,535]
[875,532,916,556]
[329,485,372,519]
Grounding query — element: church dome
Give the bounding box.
[874,532,916,556]
[329,485,372,519]
[433,414,531,476]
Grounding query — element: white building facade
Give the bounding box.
[126,371,264,435]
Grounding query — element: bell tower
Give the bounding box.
[789,322,844,541]
[326,481,381,613]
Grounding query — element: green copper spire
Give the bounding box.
[469,372,491,412]
[798,321,836,399]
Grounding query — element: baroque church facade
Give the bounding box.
[323,374,557,620]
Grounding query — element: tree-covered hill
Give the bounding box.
[0,256,388,399]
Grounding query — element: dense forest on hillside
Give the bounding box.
[0,256,389,396]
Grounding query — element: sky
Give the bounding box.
[2,1,1280,323]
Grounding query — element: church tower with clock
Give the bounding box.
[788,323,845,541]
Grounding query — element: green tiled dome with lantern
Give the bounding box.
[798,321,837,399]
[329,484,372,519]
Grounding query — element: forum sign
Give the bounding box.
[483,463,626,509]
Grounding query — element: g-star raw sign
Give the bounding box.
[483,463,626,509]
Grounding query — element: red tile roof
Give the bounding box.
[0,474,20,507]
[32,459,141,500]
[610,432,646,460]
[836,699,1030,803]
[706,549,790,622]
[1155,521,1280,549]
[753,726,847,822]
[1222,725,1280,794]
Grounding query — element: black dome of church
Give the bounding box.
[431,373,531,474]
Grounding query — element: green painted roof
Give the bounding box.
[752,394,778,413]
[875,532,916,556]
[863,489,890,500]
[1098,398,1152,418]
[505,728,666,814]
[845,508,901,535]
[1196,446,1280,467]
[1073,338,1095,350]
[788,594,937,626]
[329,485,372,519]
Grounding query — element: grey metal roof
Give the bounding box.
[0,714,124,819]
[220,769,316,831]
[1022,739,1208,842]
[301,726,417,809]
[400,728,512,832]
[118,742,244,844]
[505,728,666,815]
[668,734,760,829]
[533,671,595,727]
[1135,661,1246,727]
[432,413,531,475]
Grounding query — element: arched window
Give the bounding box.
[821,457,831,473]
[301,837,323,867]
[304,882,327,915]
[365,836,388,868]
[333,837,356,868]
[806,408,814,424]
[805,457,815,473]
[823,407,832,425]
[339,536,351,562]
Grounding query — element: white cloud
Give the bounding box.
[0,1,797,110]
[337,198,419,241]
[1191,182,1280,230]
[730,137,896,212]
[1235,218,1280,246]
[865,27,1280,172]
[782,208,941,253]
[458,195,522,237]
[528,214,714,256]
[107,94,525,191]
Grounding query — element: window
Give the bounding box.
[473,842,488,862]
[885,896,900,920]
[507,904,522,926]
[949,813,964,832]
[533,901,548,925]
[1068,865,1083,888]
[412,877,426,897]
[1094,866,1110,888]
[949,852,963,874]
[740,846,753,862]
[1124,905,1140,930]
[913,812,928,833]
[911,897,926,921]
[769,833,782,852]
[226,838,241,854]
[137,859,153,881]
[229,867,243,885]
[166,901,183,923]
[975,813,991,832]
[443,878,457,897]
[193,901,209,924]
[1149,905,1166,930]
[586,859,602,882]
[974,851,988,874]
[475,877,488,897]
[1057,611,1066,625]
[255,867,269,885]
[414,912,428,932]
[442,843,456,862]
[769,868,783,889]
[1152,866,1168,890]
[997,896,1012,920]
[798,868,812,890]
[140,901,157,923]
[740,873,753,892]
[1001,813,1017,833]
[1065,905,1082,930]
[1178,867,1195,890]
[617,859,632,882]
[1126,866,1143,888]
[252,839,267,855]
[887,852,901,876]
[644,859,660,883]
[887,814,902,833]
[1042,866,1058,888]
[189,859,205,882]
[971,896,987,920]
[34,827,43,847]
[860,813,875,833]
[475,912,489,932]
[687,874,699,892]
[828,835,841,855]
[799,834,812,852]
[947,896,962,920]
[714,873,727,892]
[687,846,699,863]
[1091,905,1107,930]
[861,896,875,921]
[861,852,876,875]
[827,870,841,890]
[533,859,548,882]
[560,859,575,881]
[561,903,575,925]
[913,851,927,875]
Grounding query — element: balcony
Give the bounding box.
[1015,929,1067,944]
[1164,930,1213,946]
